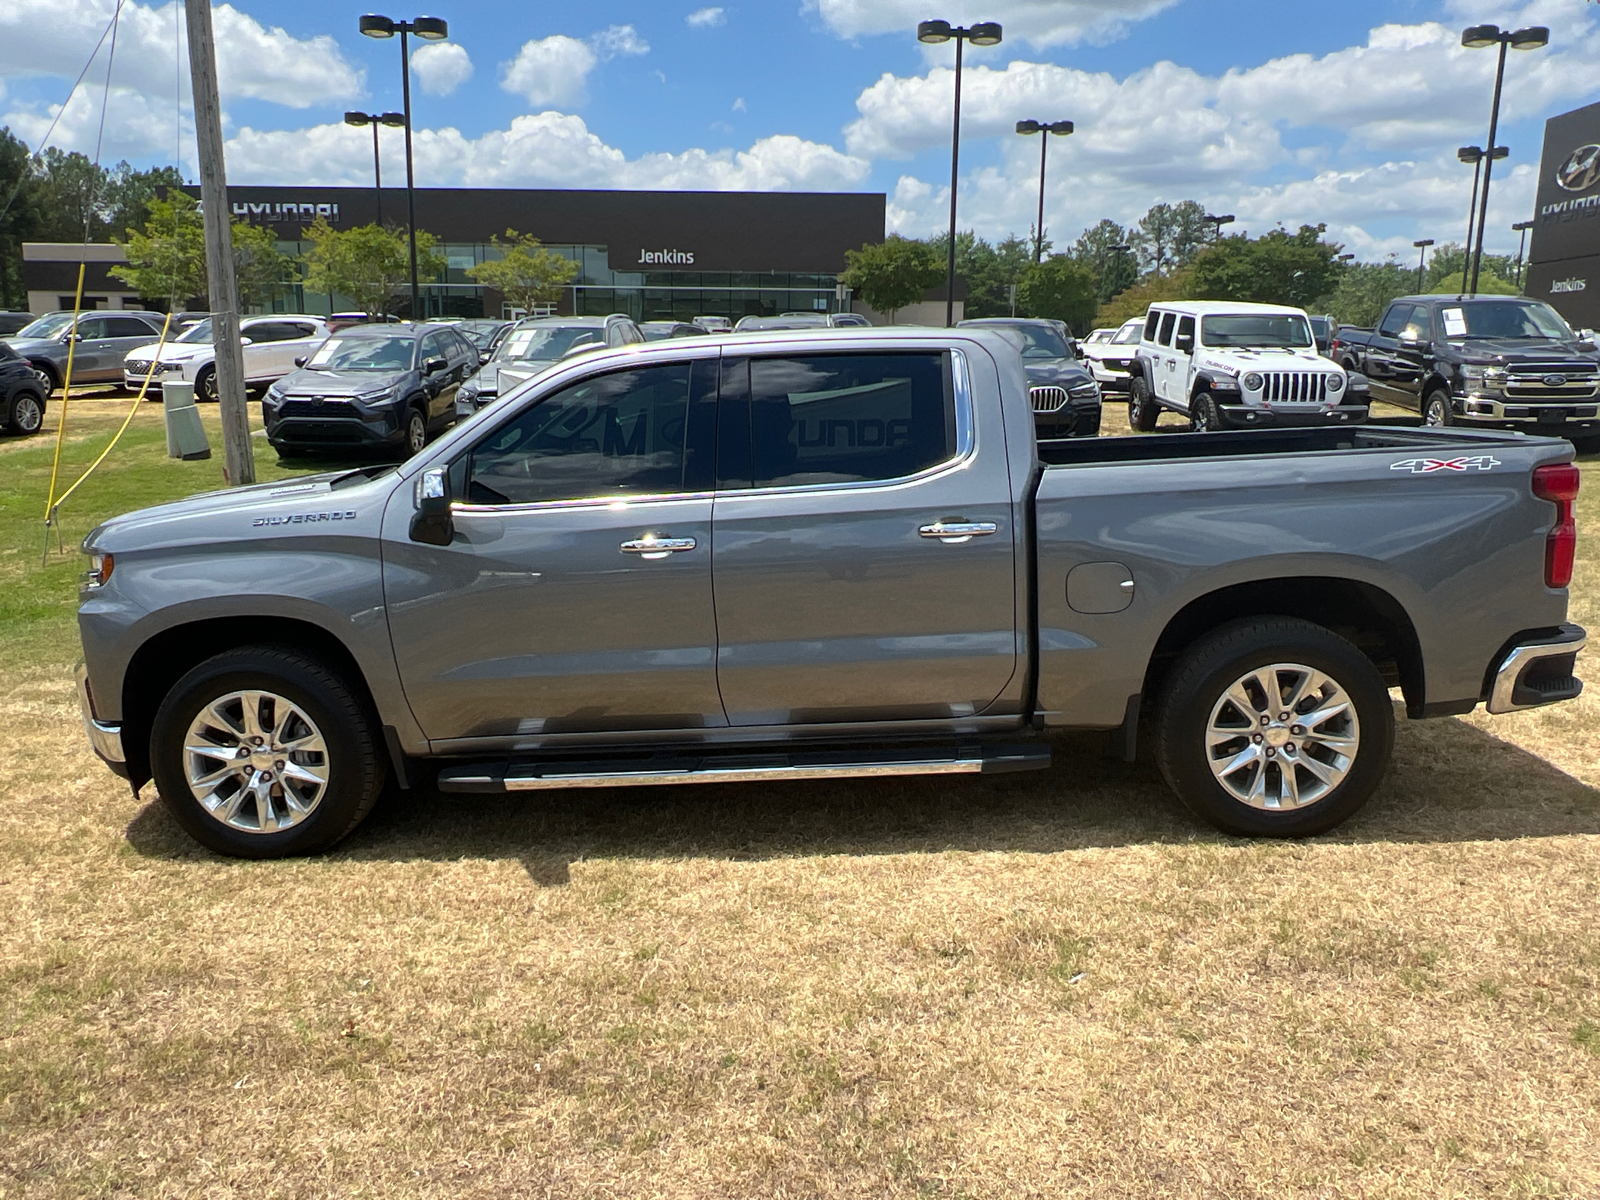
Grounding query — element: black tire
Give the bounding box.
[149,646,386,858]
[1154,617,1394,838]
[403,406,428,458]
[196,366,218,403]
[5,389,45,435]
[1423,388,1454,427]
[1189,391,1221,432]
[1129,376,1159,432]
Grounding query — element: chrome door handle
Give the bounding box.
[919,520,998,545]
[620,535,697,560]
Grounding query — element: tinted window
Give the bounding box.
[1175,315,1196,348]
[1201,315,1313,348]
[744,353,954,489]
[1400,306,1433,341]
[245,321,296,343]
[106,317,156,338]
[1378,305,1411,338]
[1440,301,1571,340]
[1157,312,1176,347]
[466,363,693,505]
[419,332,448,364]
[77,317,111,339]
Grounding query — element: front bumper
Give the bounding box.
[75,661,127,776]
[1486,625,1586,714]
[1088,364,1134,394]
[1452,394,1600,431]
[1035,403,1102,439]
[1217,402,1370,428]
[264,403,407,448]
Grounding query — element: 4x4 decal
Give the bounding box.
[1389,456,1501,474]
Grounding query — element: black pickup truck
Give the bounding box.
[1330,295,1600,441]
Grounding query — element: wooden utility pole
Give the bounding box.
[184,0,254,485]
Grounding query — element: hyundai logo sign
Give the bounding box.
[1557,144,1600,193]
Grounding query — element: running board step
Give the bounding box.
[436,744,1050,794]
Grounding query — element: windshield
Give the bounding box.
[454,321,502,349]
[495,325,601,363]
[1308,317,1332,338]
[1111,322,1142,345]
[306,335,414,371]
[1440,301,1572,340]
[16,313,77,340]
[1201,314,1313,348]
[176,318,213,344]
[990,323,1072,359]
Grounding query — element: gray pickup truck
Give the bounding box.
[75,328,1586,858]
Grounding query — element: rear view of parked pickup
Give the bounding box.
[76,327,1585,858]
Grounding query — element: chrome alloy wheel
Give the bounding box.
[182,690,330,833]
[1204,662,1360,810]
[11,394,43,432]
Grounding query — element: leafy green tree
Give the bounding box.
[1189,224,1340,310]
[1130,200,1210,277]
[466,229,579,314]
[301,217,445,318]
[1426,268,1520,297]
[102,163,186,243]
[231,221,292,311]
[1422,243,1517,294]
[1313,259,1413,328]
[0,127,45,309]
[840,235,944,323]
[109,190,289,310]
[1071,219,1137,305]
[926,230,1034,317]
[1093,267,1198,329]
[1016,254,1098,334]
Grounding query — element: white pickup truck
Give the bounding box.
[1128,301,1370,432]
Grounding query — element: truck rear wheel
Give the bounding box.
[149,646,386,858]
[1129,377,1159,432]
[1154,617,1393,837]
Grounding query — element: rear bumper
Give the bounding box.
[1217,403,1369,428]
[75,661,128,776]
[1486,625,1586,715]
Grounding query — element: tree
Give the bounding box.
[1016,254,1098,334]
[101,162,186,242]
[232,220,291,311]
[301,217,445,318]
[1093,267,1198,328]
[1422,242,1517,294]
[109,190,289,309]
[839,235,943,323]
[1130,200,1209,277]
[1070,219,1137,304]
[466,229,579,314]
[0,127,45,310]
[1189,224,1340,310]
[926,230,1034,318]
[1313,259,1413,328]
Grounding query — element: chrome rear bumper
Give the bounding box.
[75,661,125,767]
[1487,626,1586,714]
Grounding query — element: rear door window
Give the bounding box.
[731,352,955,489]
[1157,312,1177,347]
[1143,310,1162,342]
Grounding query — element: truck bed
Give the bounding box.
[1036,425,1540,467]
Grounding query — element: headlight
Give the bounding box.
[1464,365,1507,391]
[355,388,395,404]
[1242,372,1264,392]
[83,551,114,588]
[1208,371,1240,391]
[263,385,284,405]
[1067,381,1099,401]
[1327,373,1345,392]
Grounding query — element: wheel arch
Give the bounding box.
[1141,576,1425,719]
[120,615,380,790]
[27,359,60,388]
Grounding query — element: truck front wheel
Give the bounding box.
[1423,388,1455,427]
[1129,377,1159,432]
[1189,391,1221,432]
[1154,618,1394,837]
[149,646,386,858]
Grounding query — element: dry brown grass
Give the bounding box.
[2,404,1599,1198]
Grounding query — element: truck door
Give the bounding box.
[1392,304,1434,408]
[709,348,1018,726]
[1364,304,1410,404]
[1172,315,1196,410]
[381,355,726,742]
[1154,311,1179,402]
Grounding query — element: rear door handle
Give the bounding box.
[620,535,697,560]
[919,520,998,545]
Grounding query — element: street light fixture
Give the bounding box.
[360,13,450,320]
[918,18,1003,325]
[344,110,407,227]
[1458,144,1508,297]
[1204,213,1235,241]
[1460,23,1548,295]
[1413,238,1435,292]
[1338,253,1356,262]
[1016,119,1073,264]
[1512,219,1534,290]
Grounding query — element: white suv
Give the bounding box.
[124,314,329,401]
[1128,301,1367,432]
[1079,317,1144,396]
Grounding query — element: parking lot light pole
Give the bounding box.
[1457,145,1506,297]
[1015,119,1073,263]
[360,14,449,320]
[1413,239,1435,292]
[1512,219,1534,290]
[1461,23,1548,296]
[1204,213,1234,242]
[918,19,1002,326]
[343,110,407,227]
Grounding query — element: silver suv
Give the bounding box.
[455,314,643,415]
[8,310,168,391]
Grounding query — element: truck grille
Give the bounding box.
[279,399,360,418]
[1505,364,1600,401]
[1259,372,1334,402]
[1031,386,1069,413]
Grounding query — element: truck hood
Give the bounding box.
[275,366,416,395]
[1444,337,1599,363]
[1023,360,1094,388]
[469,360,558,394]
[82,467,399,552]
[6,336,65,357]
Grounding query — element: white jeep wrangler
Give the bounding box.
[1128,301,1369,432]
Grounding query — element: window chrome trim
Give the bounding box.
[454,490,713,516]
[714,346,977,501]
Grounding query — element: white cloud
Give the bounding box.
[806,0,1181,48]
[222,115,870,194]
[4,82,190,171]
[686,7,726,28]
[0,0,361,110]
[591,24,650,59]
[410,42,473,97]
[732,97,747,112]
[499,36,597,107]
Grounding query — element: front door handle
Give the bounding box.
[919,520,998,545]
[620,534,697,560]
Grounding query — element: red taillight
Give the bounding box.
[1533,463,1580,589]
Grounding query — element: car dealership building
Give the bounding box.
[1529,100,1600,329]
[21,186,887,323]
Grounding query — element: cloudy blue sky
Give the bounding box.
[2,0,1597,261]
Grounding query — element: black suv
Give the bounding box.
[957,317,1101,437]
[0,340,48,436]
[262,323,479,457]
